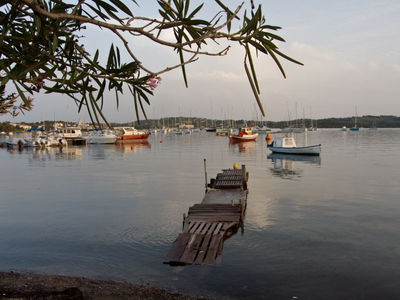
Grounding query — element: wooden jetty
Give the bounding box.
[164,164,248,265]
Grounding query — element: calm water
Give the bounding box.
[1,129,399,299]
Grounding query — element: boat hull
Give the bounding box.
[87,137,117,144]
[268,144,321,155]
[229,134,258,142]
[117,133,150,141]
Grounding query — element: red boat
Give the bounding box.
[114,127,150,141]
[229,127,258,142]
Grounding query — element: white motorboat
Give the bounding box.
[87,130,117,144]
[43,134,68,146]
[267,135,321,155]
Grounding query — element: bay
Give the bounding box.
[0,129,399,299]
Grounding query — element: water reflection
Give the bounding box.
[228,141,256,153]
[115,141,150,154]
[29,147,83,161]
[267,153,321,180]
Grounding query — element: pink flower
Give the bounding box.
[146,76,162,90]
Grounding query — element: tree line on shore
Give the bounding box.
[1,115,399,133]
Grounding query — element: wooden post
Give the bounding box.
[241,164,247,190]
[204,158,208,192]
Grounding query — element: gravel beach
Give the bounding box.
[0,272,202,300]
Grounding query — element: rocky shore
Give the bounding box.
[0,272,201,300]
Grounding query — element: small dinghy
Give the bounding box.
[267,135,321,155]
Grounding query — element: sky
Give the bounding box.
[2,0,400,123]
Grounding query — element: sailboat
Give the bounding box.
[349,105,360,131]
[370,117,378,130]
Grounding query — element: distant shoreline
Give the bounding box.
[2,115,400,132]
[0,271,199,300]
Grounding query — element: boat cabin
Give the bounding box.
[58,127,83,139]
[272,136,297,148]
[114,127,141,135]
[239,127,254,136]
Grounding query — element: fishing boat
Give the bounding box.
[229,127,258,142]
[267,135,321,155]
[87,130,118,144]
[114,127,150,141]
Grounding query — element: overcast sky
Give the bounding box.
[2,0,400,123]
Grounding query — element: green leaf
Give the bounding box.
[265,47,286,78]
[214,0,239,20]
[116,46,120,67]
[245,44,260,94]
[107,44,115,69]
[93,49,99,62]
[241,14,259,36]
[96,79,106,101]
[178,48,188,88]
[131,86,140,122]
[271,48,304,65]
[244,62,265,117]
[85,3,110,20]
[248,40,268,54]
[183,0,190,17]
[187,3,203,19]
[14,82,29,107]
[52,34,58,52]
[109,0,133,17]
[88,92,102,128]
[83,96,95,125]
[115,88,119,109]
[263,31,286,42]
[95,0,118,13]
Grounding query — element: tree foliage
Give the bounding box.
[0,0,302,127]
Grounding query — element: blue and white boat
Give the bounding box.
[267,136,321,155]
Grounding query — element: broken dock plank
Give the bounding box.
[164,165,248,265]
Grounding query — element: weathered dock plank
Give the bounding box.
[203,233,224,264]
[163,233,191,264]
[164,165,248,265]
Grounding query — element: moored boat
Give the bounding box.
[87,130,117,144]
[114,127,150,141]
[267,135,321,155]
[58,127,87,145]
[216,128,229,136]
[229,127,258,142]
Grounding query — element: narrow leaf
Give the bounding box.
[244,62,265,117]
[14,82,29,106]
[178,48,188,87]
[245,44,260,94]
[109,0,133,16]
[265,47,286,78]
